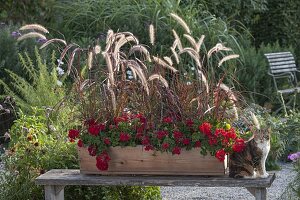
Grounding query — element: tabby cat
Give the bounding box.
[229,113,271,178]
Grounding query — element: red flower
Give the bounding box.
[215,149,226,162]
[77,139,83,147]
[232,138,246,153]
[88,145,97,156]
[226,128,237,139]
[172,146,181,155]
[186,119,194,127]
[135,113,146,124]
[215,128,226,137]
[96,152,111,171]
[84,119,96,126]
[163,116,173,124]
[194,141,201,148]
[208,136,218,146]
[199,122,212,136]
[144,145,154,151]
[136,132,144,139]
[68,129,80,139]
[114,116,128,125]
[162,142,170,150]
[104,138,111,145]
[69,138,75,143]
[156,130,168,140]
[141,136,150,145]
[119,132,131,142]
[88,124,105,136]
[182,138,191,145]
[173,131,183,139]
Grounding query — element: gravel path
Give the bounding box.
[161,163,297,200]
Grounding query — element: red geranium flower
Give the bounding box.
[208,136,218,146]
[226,128,237,139]
[144,145,154,151]
[163,116,173,124]
[96,152,111,171]
[173,131,183,139]
[232,138,246,153]
[119,132,131,142]
[68,129,80,139]
[182,138,191,145]
[162,142,170,150]
[199,122,212,136]
[172,146,181,155]
[156,130,168,140]
[194,141,201,148]
[104,138,111,145]
[136,132,144,139]
[88,145,97,156]
[77,139,83,147]
[215,128,226,137]
[186,119,194,127]
[88,124,105,136]
[84,119,96,126]
[114,116,128,125]
[141,136,150,145]
[215,149,226,162]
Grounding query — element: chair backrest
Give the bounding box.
[264,52,297,74]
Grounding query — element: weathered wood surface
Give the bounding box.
[265,52,298,74]
[36,169,275,188]
[78,146,227,175]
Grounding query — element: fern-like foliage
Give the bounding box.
[0,47,65,113]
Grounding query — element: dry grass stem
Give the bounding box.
[19,24,49,33]
[148,74,169,88]
[129,45,151,62]
[39,39,67,49]
[103,52,115,86]
[170,13,191,34]
[152,56,178,73]
[219,83,238,120]
[17,32,46,41]
[196,35,205,53]
[207,43,232,58]
[172,30,183,51]
[183,34,197,51]
[198,70,209,93]
[163,56,173,66]
[87,51,93,69]
[218,54,239,67]
[67,48,81,75]
[149,24,155,45]
[127,61,149,95]
[60,44,76,63]
[170,47,180,64]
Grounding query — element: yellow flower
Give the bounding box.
[225,123,231,130]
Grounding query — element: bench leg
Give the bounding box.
[246,187,266,200]
[45,185,65,200]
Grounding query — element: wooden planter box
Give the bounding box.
[78,146,228,175]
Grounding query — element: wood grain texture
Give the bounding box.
[35,169,276,188]
[78,146,227,175]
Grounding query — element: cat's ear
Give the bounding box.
[250,112,260,130]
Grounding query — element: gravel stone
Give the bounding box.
[161,163,296,200]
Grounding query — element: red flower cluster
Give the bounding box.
[215,149,226,162]
[88,123,105,136]
[173,131,183,139]
[119,132,131,142]
[199,122,212,136]
[96,152,111,171]
[172,146,181,155]
[68,129,80,142]
[162,142,170,150]
[88,145,97,156]
[232,138,246,153]
[163,117,173,124]
[156,130,168,140]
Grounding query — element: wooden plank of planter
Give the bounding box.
[78,146,228,175]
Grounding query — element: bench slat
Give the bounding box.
[271,67,297,73]
[267,57,295,63]
[35,169,276,188]
[269,60,295,66]
[264,52,291,56]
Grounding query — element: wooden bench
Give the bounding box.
[35,169,276,200]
